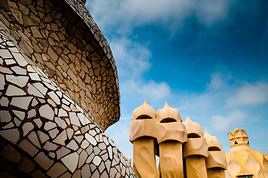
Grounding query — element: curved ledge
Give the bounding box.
[0,28,135,176]
[0,0,120,130]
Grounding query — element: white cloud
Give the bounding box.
[208,73,231,90]
[87,1,268,155]
[87,0,231,32]
[178,73,231,116]
[109,36,171,103]
[101,24,172,155]
[195,0,230,25]
[176,74,268,135]
[227,82,268,107]
[110,37,150,80]
[210,111,246,131]
[106,68,268,156]
[123,80,171,102]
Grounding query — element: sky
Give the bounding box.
[87,0,268,158]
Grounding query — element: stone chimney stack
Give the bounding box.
[226,128,268,178]
[156,103,187,178]
[183,117,208,178]
[129,101,159,178]
[204,131,227,178]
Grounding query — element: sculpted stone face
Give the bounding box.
[204,131,227,178]
[157,103,186,178]
[183,117,208,178]
[228,128,249,146]
[225,128,268,178]
[129,101,159,178]
[130,102,268,178]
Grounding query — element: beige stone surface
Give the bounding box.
[130,101,159,178]
[228,128,249,146]
[225,128,268,178]
[129,102,268,178]
[156,122,187,144]
[183,117,202,137]
[159,142,183,178]
[157,103,186,178]
[204,131,226,178]
[129,119,158,142]
[133,138,159,178]
[129,101,158,142]
[206,151,226,170]
[204,130,223,151]
[183,117,208,178]
[157,102,182,123]
[132,100,156,120]
[183,137,208,157]
[185,156,207,178]
[207,169,225,178]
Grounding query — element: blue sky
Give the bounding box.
[87,0,268,158]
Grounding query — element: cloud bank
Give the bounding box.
[87,0,268,156]
[227,82,268,107]
[88,0,231,32]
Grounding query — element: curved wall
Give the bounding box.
[0,28,135,177]
[0,0,120,130]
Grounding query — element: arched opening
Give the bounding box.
[208,146,221,151]
[237,175,253,178]
[187,133,200,138]
[136,115,152,120]
[160,118,177,123]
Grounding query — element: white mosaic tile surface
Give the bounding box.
[0,0,120,130]
[0,28,135,177]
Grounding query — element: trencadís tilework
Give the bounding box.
[0,0,136,177]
